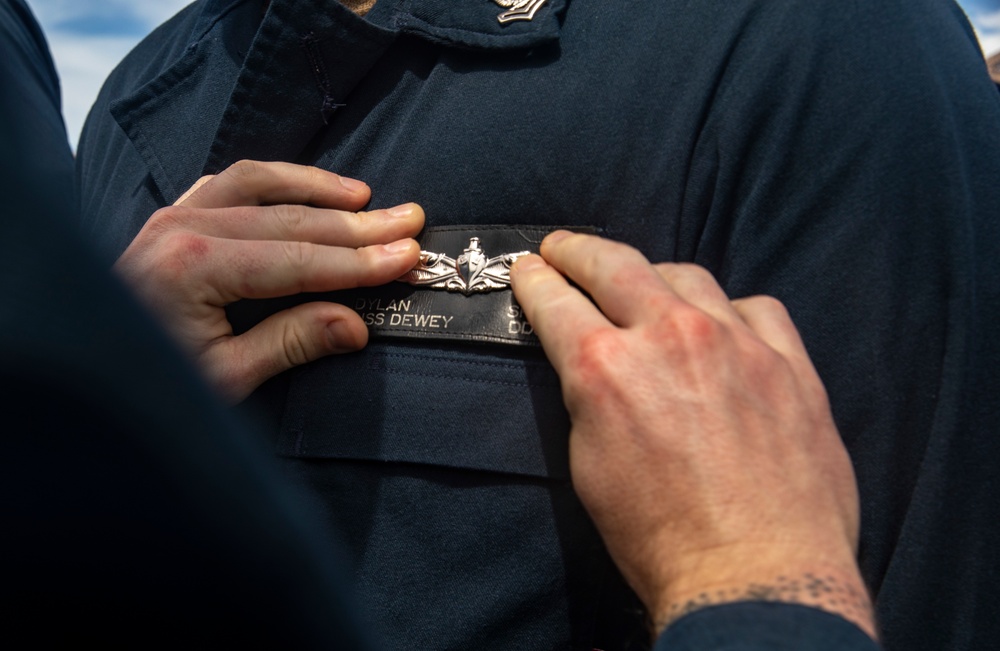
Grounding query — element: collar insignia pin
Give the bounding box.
[399,237,530,295]
[492,0,549,24]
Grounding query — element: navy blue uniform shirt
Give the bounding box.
[76,1,1000,649]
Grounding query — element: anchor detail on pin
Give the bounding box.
[492,0,549,24]
[399,237,530,295]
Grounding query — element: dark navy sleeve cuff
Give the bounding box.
[654,602,881,651]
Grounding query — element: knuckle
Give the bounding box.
[749,294,791,319]
[304,164,327,187]
[608,261,655,293]
[672,261,714,278]
[345,247,378,286]
[651,262,674,276]
[664,262,720,292]
[657,262,723,292]
[302,165,334,204]
[227,159,259,179]
[735,294,796,333]
[148,231,212,283]
[666,304,721,346]
[161,231,211,264]
[572,327,625,383]
[145,205,190,234]
[564,327,633,411]
[272,203,307,234]
[280,321,313,367]
[643,292,676,318]
[281,240,314,270]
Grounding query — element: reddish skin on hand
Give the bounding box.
[115,160,424,403]
[510,231,875,640]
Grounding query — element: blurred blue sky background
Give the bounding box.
[28,0,1000,149]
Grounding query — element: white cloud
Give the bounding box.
[31,0,193,32]
[980,11,1000,29]
[48,36,144,150]
[978,34,1000,58]
[32,0,194,149]
[963,2,1000,56]
[972,9,1000,56]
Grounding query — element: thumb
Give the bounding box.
[203,302,368,403]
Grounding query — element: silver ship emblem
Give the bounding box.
[400,237,530,295]
[492,0,549,24]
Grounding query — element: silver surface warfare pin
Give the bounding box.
[399,237,530,295]
[493,0,549,24]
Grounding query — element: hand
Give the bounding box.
[510,232,874,638]
[115,160,423,403]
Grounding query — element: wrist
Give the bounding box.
[645,547,876,640]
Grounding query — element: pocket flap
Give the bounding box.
[276,343,571,480]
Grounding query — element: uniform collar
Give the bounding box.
[109,0,569,202]
[194,0,569,50]
[367,0,568,50]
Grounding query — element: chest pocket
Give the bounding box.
[272,343,641,651]
[276,342,570,478]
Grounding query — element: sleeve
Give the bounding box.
[655,603,882,651]
[0,4,377,648]
[0,0,74,218]
[677,2,1000,647]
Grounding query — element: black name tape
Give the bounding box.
[337,225,597,347]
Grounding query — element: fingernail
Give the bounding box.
[383,239,415,255]
[339,175,368,193]
[511,254,545,275]
[326,319,364,352]
[386,203,414,218]
[544,230,572,245]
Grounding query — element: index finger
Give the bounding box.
[197,237,421,304]
[540,231,679,327]
[510,254,610,372]
[179,160,371,211]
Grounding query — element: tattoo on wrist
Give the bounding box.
[655,573,875,633]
